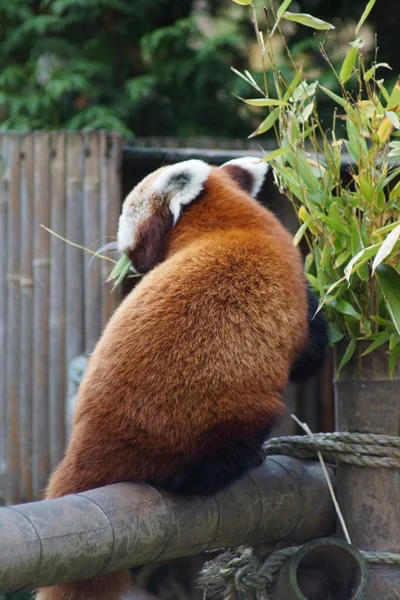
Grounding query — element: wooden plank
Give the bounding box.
[99,131,122,327]
[0,135,7,502]
[19,134,34,502]
[65,134,84,423]
[32,132,51,500]
[49,132,66,471]
[83,133,101,354]
[5,134,21,505]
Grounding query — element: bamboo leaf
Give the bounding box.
[293,219,311,246]
[107,254,132,282]
[356,0,377,34]
[319,85,347,108]
[248,108,280,137]
[282,11,335,30]
[372,224,400,274]
[344,244,380,282]
[334,299,362,319]
[277,0,293,19]
[240,97,288,107]
[337,338,357,377]
[340,44,359,84]
[262,147,291,162]
[385,111,400,129]
[389,349,400,377]
[375,264,400,335]
[231,0,252,5]
[361,330,391,356]
[328,323,345,344]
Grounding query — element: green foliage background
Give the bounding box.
[0,0,398,138]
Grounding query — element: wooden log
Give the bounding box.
[19,134,34,502]
[5,134,21,505]
[48,132,66,471]
[65,134,84,403]
[32,132,51,500]
[83,133,101,353]
[0,457,334,593]
[0,135,7,502]
[99,131,122,327]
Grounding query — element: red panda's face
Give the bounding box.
[117,156,268,274]
[117,160,211,273]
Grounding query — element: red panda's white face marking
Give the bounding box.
[221,156,269,198]
[117,159,211,257]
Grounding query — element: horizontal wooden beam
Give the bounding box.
[0,456,334,593]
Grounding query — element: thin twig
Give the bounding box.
[291,414,352,544]
[40,225,117,264]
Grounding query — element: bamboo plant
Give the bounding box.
[231,0,400,374]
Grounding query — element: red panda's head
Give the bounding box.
[118,156,268,273]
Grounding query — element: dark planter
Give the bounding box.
[334,341,400,598]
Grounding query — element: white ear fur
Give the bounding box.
[221,156,269,198]
[153,159,211,224]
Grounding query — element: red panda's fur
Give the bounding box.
[36,165,308,600]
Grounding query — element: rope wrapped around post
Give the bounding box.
[198,432,400,599]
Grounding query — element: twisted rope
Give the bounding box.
[263,432,400,468]
[198,545,400,600]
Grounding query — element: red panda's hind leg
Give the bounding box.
[161,429,269,496]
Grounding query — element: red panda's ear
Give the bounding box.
[221,157,269,198]
[130,210,173,274]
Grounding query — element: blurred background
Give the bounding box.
[0,1,399,599]
[0,0,399,138]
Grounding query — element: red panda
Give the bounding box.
[36,157,328,600]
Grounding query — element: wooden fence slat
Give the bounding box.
[19,134,34,502]
[83,133,101,354]
[65,134,84,425]
[49,132,66,471]
[5,134,21,505]
[99,131,122,327]
[0,135,7,502]
[32,132,51,499]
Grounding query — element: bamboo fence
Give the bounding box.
[0,131,122,505]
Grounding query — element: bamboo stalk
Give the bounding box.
[5,134,21,505]
[83,133,101,354]
[99,131,122,327]
[0,458,334,593]
[65,133,84,430]
[32,132,51,500]
[19,134,34,502]
[48,132,66,471]
[0,134,7,502]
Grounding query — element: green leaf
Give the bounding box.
[389,349,400,377]
[262,147,291,162]
[293,219,311,246]
[319,85,347,108]
[371,315,395,328]
[356,0,377,34]
[231,0,252,5]
[248,108,280,138]
[364,62,392,82]
[241,97,288,107]
[337,338,357,377]
[371,224,400,274]
[107,254,132,282]
[334,299,362,319]
[385,111,400,129]
[340,44,359,84]
[375,264,400,335]
[344,244,380,282]
[361,330,391,355]
[328,322,345,344]
[322,216,350,235]
[282,11,335,30]
[277,0,293,20]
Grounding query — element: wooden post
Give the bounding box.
[334,342,400,597]
[99,131,122,326]
[83,133,101,354]
[19,134,34,502]
[0,135,7,502]
[32,132,51,500]
[49,132,66,471]
[0,458,334,594]
[5,134,21,505]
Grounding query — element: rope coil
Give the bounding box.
[198,431,400,599]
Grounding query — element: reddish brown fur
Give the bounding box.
[36,167,307,600]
